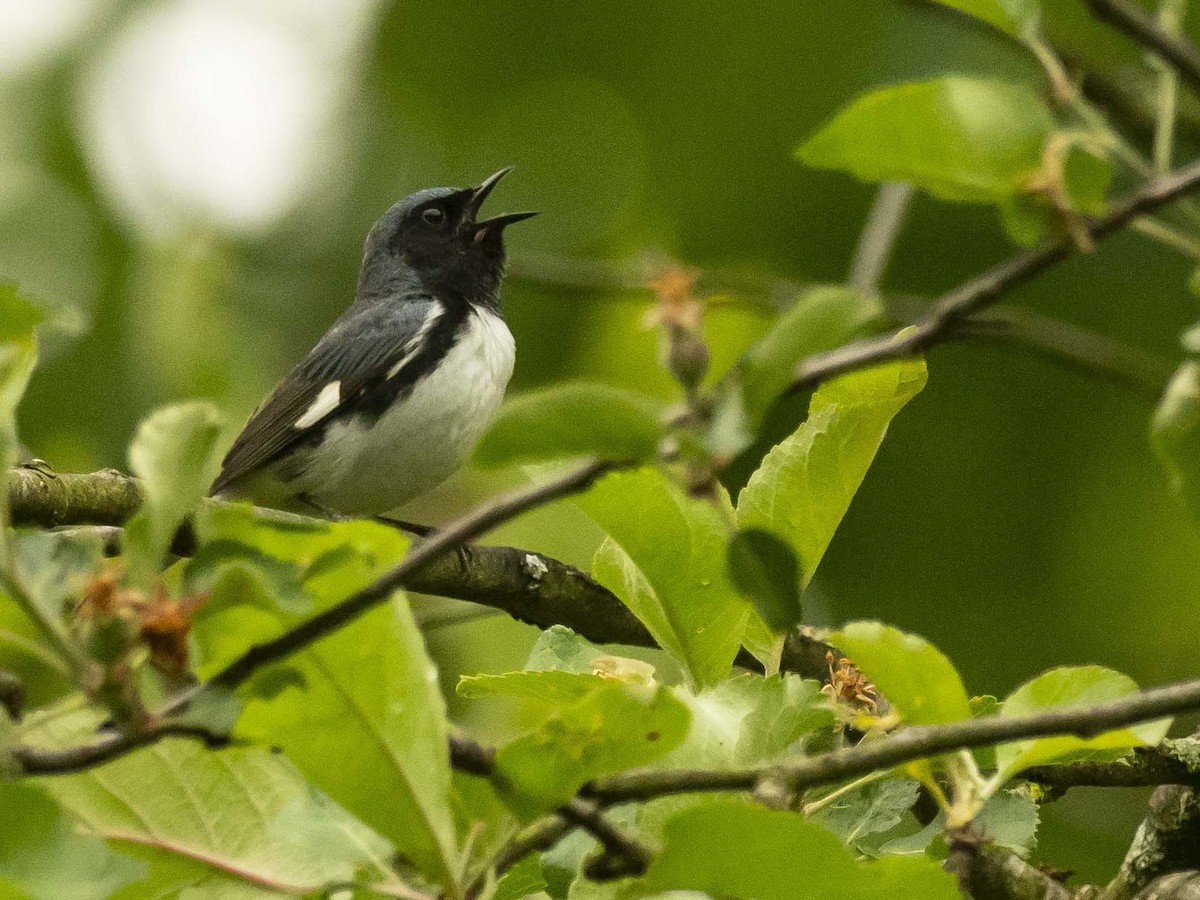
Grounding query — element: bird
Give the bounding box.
[209,167,536,517]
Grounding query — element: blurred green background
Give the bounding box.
[2,0,1196,880]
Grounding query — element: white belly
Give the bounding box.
[306,308,514,515]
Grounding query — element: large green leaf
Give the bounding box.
[0,781,143,900]
[994,666,1172,782]
[927,0,1039,36]
[474,382,663,468]
[493,680,690,817]
[33,737,394,898]
[1152,360,1200,518]
[191,508,460,889]
[234,598,460,889]
[639,799,960,899]
[578,468,748,687]
[799,77,1053,203]
[124,402,225,586]
[737,356,927,594]
[739,285,884,424]
[824,621,972,725]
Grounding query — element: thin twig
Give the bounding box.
[849,182,914,294]
[1023,742,1200,795]
[451,735,647,895]
[13,721,228,775]
[884,294,1174,397]
[488,814,575,879]
[791,157,1200,390]
[584,673,1200,803]
[1084,0,1200,95]
[561,798,653,881]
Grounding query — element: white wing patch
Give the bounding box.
[387,302,444,380]
[294,380,342,429]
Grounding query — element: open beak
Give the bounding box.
[463,167,538,238]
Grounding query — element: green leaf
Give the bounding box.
[809,777,922,849]
[474,382,663,468]
[663,673,834,769]
[183,539,311,617]
[234,596,460,889]
[927,0,1039,36]
[639,799,960,899]
[799,77,1053,203]
[124,402,224,585]
[976,788,1040,857]
[994,666,1172,781]
[494,855,547,900]
[34,736,392,898]
[190,509,458,887]
[0,781,143,900]
[739,286,884,424]
[876,789,1038,858]
[737,355,927,595]
[1152,360,1200,518]
[726,529,803,631]
[494,680,690,817]
[524,625,604,674]
[824,621,972,725]
[579,468,748,687]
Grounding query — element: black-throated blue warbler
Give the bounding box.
[210,167,535,515]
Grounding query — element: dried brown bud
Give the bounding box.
[139,585,206,679]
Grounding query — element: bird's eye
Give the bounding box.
[421,207,445,226]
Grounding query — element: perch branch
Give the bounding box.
[4,466,833,680]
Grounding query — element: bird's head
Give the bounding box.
[358,167,536,307]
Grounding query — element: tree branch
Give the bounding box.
[560,797,653,881]
[12,721,229,775]
[947,832,1072,900]
[1084,0,1200,95]
[1131,871,1200,899]
[883,294,1173,398]
[583,674,1200,803]
[1024,740,1200,796]
[1100,785,1200,899]
[791,158,1200,390]
[5,466,833,680]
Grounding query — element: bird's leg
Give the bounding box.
[374,515,437,537]
[375,516,473,570]
[297,493,352,523]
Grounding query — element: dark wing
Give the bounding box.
[210,295,447,496]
